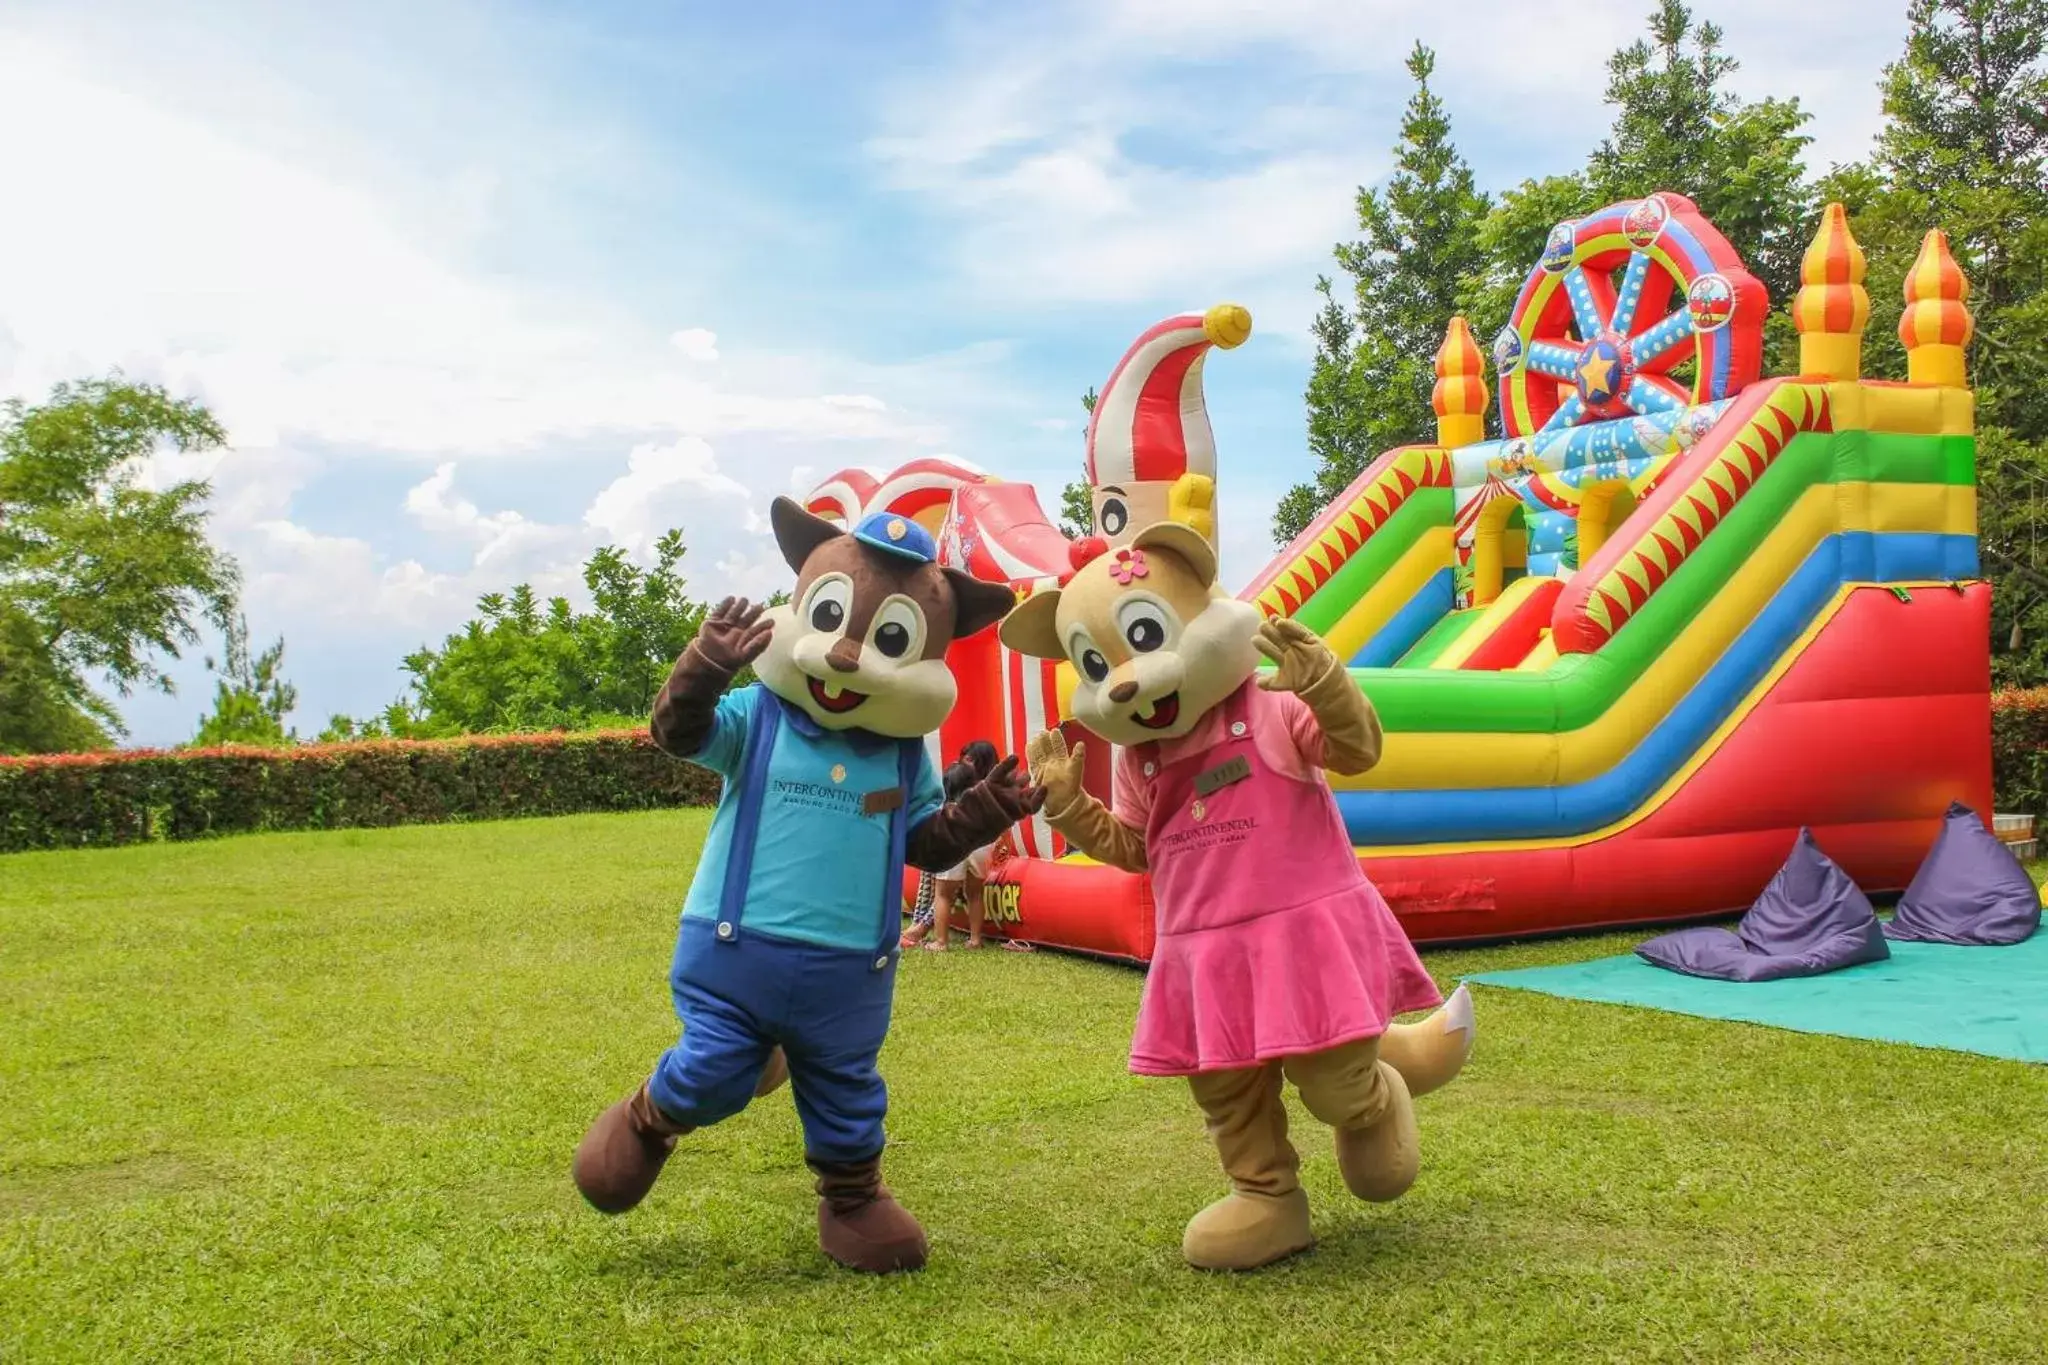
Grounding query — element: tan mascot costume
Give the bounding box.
[1002,525,1474,1271]
[573,498,1041,1274]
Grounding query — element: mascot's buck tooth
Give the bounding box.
[572,498,1043,1274]
[1001,524,1475,1272]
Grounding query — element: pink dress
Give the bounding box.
[1115,680,1441,1077]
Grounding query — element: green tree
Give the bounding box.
[190,615,298,748]
[1057,387,1097,539]
[1831,0,2048,681]
[0,376,238,751]
[1874,0,2048,438]
[1278,42,1491,544]
[1587,1,1814,316]
[342,532,754,738]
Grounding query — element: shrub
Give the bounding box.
[1990,688,2048,824]
[0,730,719,853]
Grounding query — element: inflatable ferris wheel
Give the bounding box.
[1491,191,1767,439]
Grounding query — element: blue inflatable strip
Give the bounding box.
[1339,531,1973,844]
[1352,568,1455,668]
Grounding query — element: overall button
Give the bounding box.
[1230,721,1247,737]
[717,921,735,939]
[874,956,890,970]
[1143,761,1156,776]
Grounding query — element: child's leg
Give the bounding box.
[927,880,960,948]
[1281,1039,1419,1203]
[963,872,986,946]
[1180,1063,1312,1270]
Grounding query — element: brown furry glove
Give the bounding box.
[907,756,1044,873]
[651,597,774,758]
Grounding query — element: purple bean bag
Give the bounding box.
[1884,802,2041,945]
[1637,829,1890,981]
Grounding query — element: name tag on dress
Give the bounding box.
[863,787,904,816]
[1193,755,1252,797]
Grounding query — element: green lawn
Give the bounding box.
[4,813,2046,1363]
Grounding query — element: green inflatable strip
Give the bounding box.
[1346,421,1973,733]
[1398,608,1480,669]
[1293,489,1452,636]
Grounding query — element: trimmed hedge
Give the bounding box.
[5,691,2046,854]
[1991,688,2048,826]
[0,730,719,853]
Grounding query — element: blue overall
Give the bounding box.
[648,685,934,1163]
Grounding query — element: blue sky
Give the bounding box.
[0,0,1905,745]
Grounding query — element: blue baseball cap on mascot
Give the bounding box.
[853,511,938,565]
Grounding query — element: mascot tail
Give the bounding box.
[1377,983,1474,1098]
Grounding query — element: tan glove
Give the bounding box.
[1023,729,1148,873]
[1255,617,1382,775]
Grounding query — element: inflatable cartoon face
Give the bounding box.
[998,523,1261,747]
[756,497,1017,739]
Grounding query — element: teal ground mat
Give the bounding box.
[1467,934,2048,1063]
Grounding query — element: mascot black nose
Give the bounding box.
[1108,681,1138,704]
[827,639,863,674]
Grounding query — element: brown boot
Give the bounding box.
[754,1047,789,1097]
[1285,1041,1421,1204]
[808,1154,928,1273]
[1332,1064,1419,1202]
[1182,1065,1314,1271]
[572,1083,692,1214]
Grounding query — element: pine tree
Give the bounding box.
[1057,387,1097,539]
[1586,1,1815,370]
[1276,43,1490,544]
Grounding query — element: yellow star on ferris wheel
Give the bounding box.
[1577,349,1618,399]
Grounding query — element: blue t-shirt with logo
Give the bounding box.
[681,684,944,952]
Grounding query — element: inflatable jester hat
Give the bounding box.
[1084,305,1250,548]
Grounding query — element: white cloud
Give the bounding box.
[669,328,721,362]
[0,37,949,459]
[864,0,1906,331]
[583,436,750,556]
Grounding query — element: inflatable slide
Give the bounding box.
[813,193,1993,955]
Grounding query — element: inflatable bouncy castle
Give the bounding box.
[825,195,1993,956]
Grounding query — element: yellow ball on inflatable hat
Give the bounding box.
[1203,303,1253,349]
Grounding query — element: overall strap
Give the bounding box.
[871,738,921,970]
[715,686,781,945]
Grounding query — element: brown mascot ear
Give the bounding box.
[769,496,845,574]
[1131,520,1217,587]
[945,570,1019,641]
[997,587,1064,660]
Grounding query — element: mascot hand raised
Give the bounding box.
[1000,521,1473,1274]
[574,496,1035,1277]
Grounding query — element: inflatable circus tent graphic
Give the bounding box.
[813,195,1991,959]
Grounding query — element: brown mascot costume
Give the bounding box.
[573,497,1042,1273]
[1002,524,1474,1271]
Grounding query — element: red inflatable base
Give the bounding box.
[908,583,1993,959]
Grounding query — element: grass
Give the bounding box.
[3,812,2046,1363]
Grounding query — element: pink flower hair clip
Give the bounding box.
[1109,547,1149,586]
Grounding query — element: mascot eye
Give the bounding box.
[1068,628,1109,682]
[1099,498,1128,537]
[804,576,853,634]
[869,599,925,660]
[1115,599,1174,654]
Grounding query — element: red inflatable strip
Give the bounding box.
[1460,577,1564,671]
